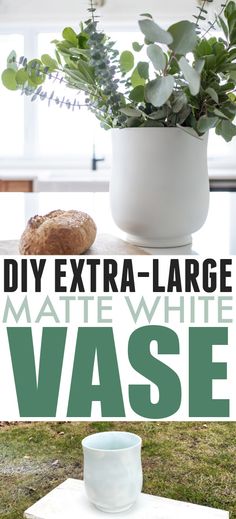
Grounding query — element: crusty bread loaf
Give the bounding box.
[19,209,97,255]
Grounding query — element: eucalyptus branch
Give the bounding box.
[201,0,230,37]
[89,0,96,23]
[3,0,236,140]
[194,0,208,27]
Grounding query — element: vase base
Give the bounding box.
[94,503,134,514]
[125,234,192,248]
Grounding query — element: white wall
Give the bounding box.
[0,0,203,26]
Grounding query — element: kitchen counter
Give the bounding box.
[0,169,235,192]
[1,191,236,255]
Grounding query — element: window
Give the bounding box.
[0,26,236,172]
[0,34,24,158]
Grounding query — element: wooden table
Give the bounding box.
[24,479,228,519]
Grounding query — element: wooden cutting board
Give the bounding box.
[0,234,149,255]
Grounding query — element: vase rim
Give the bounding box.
[82,431,142,452]
[112,126,205,132]
[111,126,208,142]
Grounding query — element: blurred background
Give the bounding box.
[0,0,235,191]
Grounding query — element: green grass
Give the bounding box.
[0,422,235,518]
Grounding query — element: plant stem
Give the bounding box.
[195,0,208,27]
[90,0,96,24]
[201,0,230,38]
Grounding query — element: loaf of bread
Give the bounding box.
[19,209,97,255]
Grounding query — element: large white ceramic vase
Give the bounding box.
[82,431,143,513]
[110,128,209,247]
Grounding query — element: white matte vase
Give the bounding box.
[110,128,209,247]
[82,431,143,513]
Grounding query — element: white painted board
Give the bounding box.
[24,479,229,519]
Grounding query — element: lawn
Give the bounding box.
[0,422,235,518]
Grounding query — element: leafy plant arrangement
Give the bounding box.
[2,0,236,141]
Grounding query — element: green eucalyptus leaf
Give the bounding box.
[168,21,198,55]
[206,87,219,103]
[147,44,166,71]
[139,19,173,45]
[216,119,236,141]
[68,47,90,58]
[126,117,143,127]
[1,68,18,90]
[195,59,205,74]
[197,115,218,133]
[143,120,164,127]
[77,61,95,84]
[214,108,228,118]
[15,68,28,85]
[120,51,134,73]
[148,107,167,120]
[62,27,78,46]
[120,107,143,117]
[177,105,191,125]
[172,93,188,113]
[131,67,146,87]
[137,61,149,80]
[179,56,201,95]
[218,16,229,39]
[7,50,17,71]
[27,59,45,86]
[132,42,144,52]
[55,50,62,65]
[41,54,58,70]
[224,1,236,20]
[145,75,174,107]
[204,54,216,70]
[129,85,145,102]
[195,40,212,58]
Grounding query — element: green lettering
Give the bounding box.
[189,327,229,417]
[67,327,125,417]
[129,325,181,419]
[7,327,67,417]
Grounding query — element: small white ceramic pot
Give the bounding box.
[82,431,143,513]
[110,128,209,247]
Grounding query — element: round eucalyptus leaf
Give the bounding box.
[41,54,58,71]
[120,107,142,117]
[27,59,45,86]
[1,68,18,90]
[137,61,149,80]
[216,119,236,142]
[179,57,201,96]
[168,21,198,55]
[129,85,145,102]
[139,19,173,45]
[147,44,166,71]
[132,42,144,52]
[172,93,187,113]
[15,68,28,85]
[145,75,174,107]
[197,115,218,133]
[131,67,146,87]
[120,51,134,73]
[62,27,78,46]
